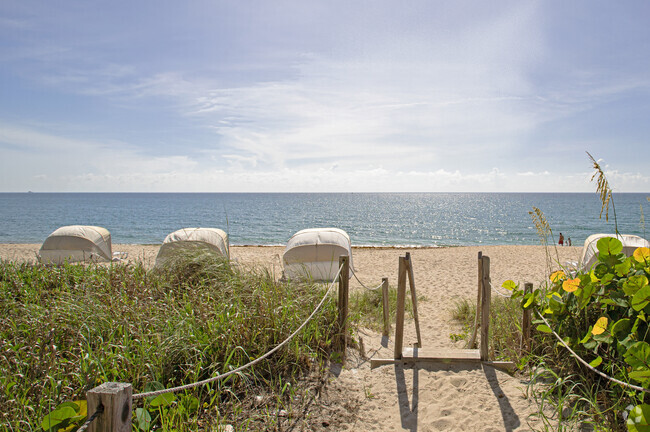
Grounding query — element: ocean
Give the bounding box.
[0,193,648,247]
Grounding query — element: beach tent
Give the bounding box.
[155,227,229,268]
[38,225,113,264]
[579,233,650,270]
[282,228,354,282]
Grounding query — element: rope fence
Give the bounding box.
[76,406,103,432]
[132,263,344,400]
[534,309,650,394]
[352,271,383,291]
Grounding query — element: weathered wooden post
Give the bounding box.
[466,251,482,349]
[521,282,533,352]
[405,252,422,348]
[87,382,132,432]
[394,256,407,360]
[381,277,390,337]
[338,255,350,362]
[480,255,491,361]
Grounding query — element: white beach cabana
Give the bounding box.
[154,227,229,268]
[282,228,354,282]
[579,233,650,270]
[38,225,113,264]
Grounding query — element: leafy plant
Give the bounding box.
[506,237,650,430]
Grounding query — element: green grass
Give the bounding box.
[349,285,416,333]
[0,252,344,431]
[451,295,524,362]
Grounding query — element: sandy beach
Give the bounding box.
[1,243,581,431]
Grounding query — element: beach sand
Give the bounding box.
[1,243,581,431]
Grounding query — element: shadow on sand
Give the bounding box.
[393,361,521,431]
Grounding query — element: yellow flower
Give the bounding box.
[592,317,608,335]
[550,270,565,283]
[633,247,650,263]
[562,278,580,293]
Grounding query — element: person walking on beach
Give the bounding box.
[559,233,564,246]
[568,237,572,246]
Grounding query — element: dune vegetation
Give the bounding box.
[0,252,354,431]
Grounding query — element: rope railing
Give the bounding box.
[132,263,344,400]
[535,310,650,394]
[352,271,383,291]
[76,405,103,432]
[492,281,512,298]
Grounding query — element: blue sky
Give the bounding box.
[1,1,649,192]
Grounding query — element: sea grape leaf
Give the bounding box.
[616,258,633,277]
[624,342,650,370]
[589,356,603,367]
[628,404,650,432]
[592,317,608,335]
[502,280,517,291]
[603,253,626,268]
[597,237,623,256]
[594,263,611,279]
[41,406,77,431]
[612,318,633,340]
[629,370,650,385]
[601,273,616,286]
[56,402,80,412]
[150,392,176,407]
[522,292,537,309]
[625,275,650,297]
[536,324,552,334]
[562,278,581,293]
[632,286,650,311]
[550,271,565,283]
[634,247,650,264]
[135,408,152,431]
[144,381,165,403]
[577,283,597,309]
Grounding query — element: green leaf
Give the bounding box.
[612,318,633,340]
[536,324,552,333]
[522,292,536,309]
[616,258,633,277]
[594,263,611,279]
[627,404,650,432]
[632,285,650,311]
[143,381,165,403]
[625,275,650,297]
[597,237,623,256]
[625,342,650,369]
[150,392,176,407]
[41,407,77,431]
[589,356,603,367]
[629,370,650,385]
[501,280,517,291]
[135,408,152,431]
[56,402,80,413]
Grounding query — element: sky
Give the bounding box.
[0,1,649,193]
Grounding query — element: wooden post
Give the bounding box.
[338,255,350,362]
[381,277,390,337]
[87,382,132,432]
[466,252,482,349]
[394,256,407,360]
[480,255,491,361]
[521,282,533,352]
[405,252,422,348]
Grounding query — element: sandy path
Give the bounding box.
[1,244,580,431]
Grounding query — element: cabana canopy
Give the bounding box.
[580,233,650,270]
[38,225,112,264]
[282,228,354,282]
[155,227,229,267]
